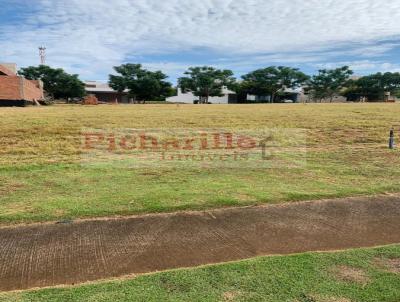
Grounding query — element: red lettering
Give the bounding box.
[237,136,257,149]
[140,134,158,150]
[83,132,105,150]
[120,135,137,150]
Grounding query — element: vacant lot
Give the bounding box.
[0,103,399,224]
[2,245,400,302]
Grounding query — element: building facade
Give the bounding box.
[84,81,129,103]
[166,87,237,104]
[0,63,44,106]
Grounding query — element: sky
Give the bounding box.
[2,0,400,83]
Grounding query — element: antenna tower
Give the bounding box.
[39,46,46,65]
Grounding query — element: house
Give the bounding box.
[248,88,350,103]
[84,81,129,103]
[247,88,304,103]
[167,86,305,104]
[167,87,237,104]
[0,63,44,106]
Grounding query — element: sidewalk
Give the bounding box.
[0,194,399,291]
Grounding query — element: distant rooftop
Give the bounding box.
[84,81,128,93]
[0,63,17,76]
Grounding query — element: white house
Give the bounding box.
[167,87,237,104]
[166,86,350,104]
[247,87,304,103]
[167,86,307,104]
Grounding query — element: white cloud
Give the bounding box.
[314,60,400,74]
[2,0,400,80]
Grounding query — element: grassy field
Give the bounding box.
[0,103,400,224]
[1,245,399,301]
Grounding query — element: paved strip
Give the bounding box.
[0,195,400,291]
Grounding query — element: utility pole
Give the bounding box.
[389,128,395,149]
[39,46,46,65]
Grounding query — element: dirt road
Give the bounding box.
[1,194,400,291]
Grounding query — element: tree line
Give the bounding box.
[18,64,400,102]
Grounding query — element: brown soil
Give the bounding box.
[222,291,241,301]
[303,296,352,302]
[332,266,370,284]
[0,195,399,292]
[374,257,400,274]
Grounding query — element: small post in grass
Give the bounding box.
[389,128,395,149]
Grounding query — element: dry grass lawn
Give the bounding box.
[0,103,399,224]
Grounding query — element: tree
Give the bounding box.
[229,81,249,103]
[346,72,400,101]
[18,65,85,99]
[109,64,172,102]
[178,66,236,104]
[307,66,353,102]
[241,66,309,103]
